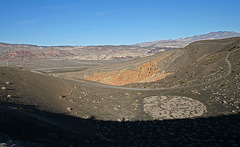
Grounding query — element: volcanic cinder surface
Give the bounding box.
[1,37,240,146]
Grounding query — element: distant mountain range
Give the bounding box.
[0,31,239,62]
[134,31,240,48]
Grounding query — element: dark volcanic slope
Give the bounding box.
[0,67,72,113]
[60,37,240,117]
[1,37,240,146]
[0,67,95,145]
[128,37,240,89]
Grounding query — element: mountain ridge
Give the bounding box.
[0,31,239,63]
[134,31,240,47]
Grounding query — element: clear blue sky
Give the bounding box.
[0,0,239,46]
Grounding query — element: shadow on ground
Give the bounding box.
[0,101,240,146]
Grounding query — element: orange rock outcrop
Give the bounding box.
[84,55,172,86]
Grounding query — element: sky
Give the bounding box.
[0,0,240,46]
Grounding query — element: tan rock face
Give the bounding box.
[84,55,172,86]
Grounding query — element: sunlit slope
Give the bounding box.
[77,37,240,86]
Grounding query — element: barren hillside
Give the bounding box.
[0,37,240,146]
[69,37,240,87]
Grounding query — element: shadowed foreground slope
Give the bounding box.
[0,101,240,146]
[0,63,239,146]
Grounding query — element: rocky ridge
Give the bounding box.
[135,31,240,48]
[0,43,157,61]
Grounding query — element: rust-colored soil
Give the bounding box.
[84,55,172,85]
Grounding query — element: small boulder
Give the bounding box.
[222,100,227,104]
[67,107,73,111]
[1,87,6,90]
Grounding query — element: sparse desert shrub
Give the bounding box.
[1,86,6,90]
